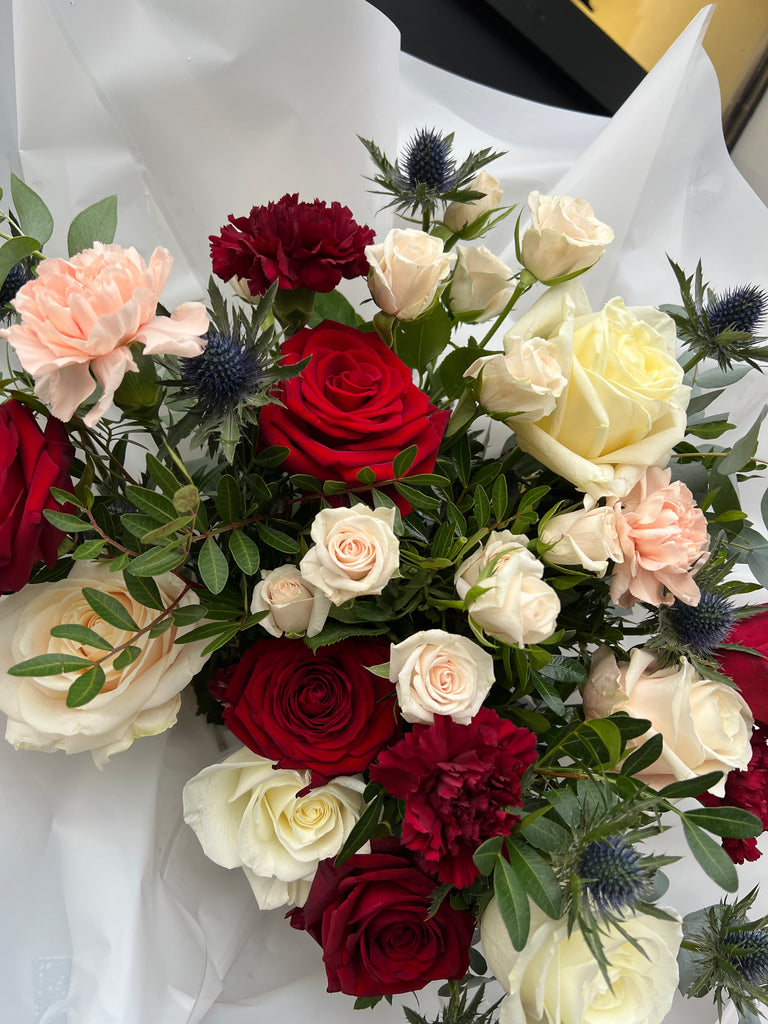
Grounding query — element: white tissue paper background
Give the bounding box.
[1,1,767,1021]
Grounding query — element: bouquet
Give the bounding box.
[1,126,767,1024]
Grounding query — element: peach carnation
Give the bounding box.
[0,243,208,425]
[609,466,709,608]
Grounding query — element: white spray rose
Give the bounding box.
[540,505,623,576]
[0,562,208,766]
[443,171,503,232]
[300,505,400,605]
[481,896,682,1024]
[465,332,568,423]
[455,530,560,647]
[584,647,753,796]
[390,629,495,725]
[449,246,514,322]
[365,228,456,321]
[183,747,366,910]
[250,565,330,637]
[521,191,614,283]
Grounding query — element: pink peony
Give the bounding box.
[609,466,709,608]
[0,243,208,426]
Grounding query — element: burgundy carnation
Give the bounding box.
[258,320,450,511]
[716,608,768,727]
[0,400,75,593]
[700,724,768,864]
[288,838,474,997]
[370,708,538,888]
[209,193,375,295]
[223,636,399,784]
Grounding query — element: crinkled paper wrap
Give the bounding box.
[0,1,766,1022]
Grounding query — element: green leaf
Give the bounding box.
[520,815,570,853]
[145,453,180,497]
[312,288,359,327]
[719,406,768,475]
[0,236,41,291]
[531,673,566,716]
[112,646,142,670]
[255,446,290,468]
[50,486,84,508]
[493,857,530,951]
[681,818,738,891]
[201,623,240,656]
[474,484,490,528]
[492,473,509,521]
[124,484,178,523]
[140,515,193,546]
[174,620,238,645]
[42,509,91,532]
[82,587,139,632]
[586,718,622,768]
[148,618,174,639]
[228,530,261,575]
[123,572,165,612]
[10,173,53,246]
[66,664,107,707]
[620,733,664,776]
[126,542,187,577]
[472,835,504,875]
[393,302,453,374]
[49,624,113,651]
[683,806,762,839]
[172,484,200,515]
[171,605,207,627]
[8,653,93,677]
[198,537,229,594]
[72,538,106,560]
[216,474,244,522]
[335,792,384,865]
[322,479,349,496]
[256,522,299,554]
[658,772,724,799]
[67,194,118,256]
[393,481,441,512]
[547,788,580,828]
[121,513,165,540]
[304,622,389,651]
[393,445,419,478]
[505,841,563,919]
[356,466,377,485]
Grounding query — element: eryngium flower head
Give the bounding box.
[724,928,768,986]
[578,835,652,915]
[398,128,458,193]
[180,331,264,418]
[670,589,736,656]
[705,285,768,337]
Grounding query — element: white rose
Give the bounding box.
[455,530,560,647]
[365,228,456,321]
[481,896,682,1024]
[390,629,495,725]
[300,505,400,605]
[250,565,330,637]
[584,647,753,796]
[0,562,208,766]
[510,282,690,501]
[449,246,514,322]
[465,333,568,423]
[540,505,623,576]
[521,191,614,283]
[183,747,365,910]
[443,171,503,232]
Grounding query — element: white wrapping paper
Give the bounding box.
[2,2,767,1021]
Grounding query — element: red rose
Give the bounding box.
[223,636,399,784]
[0,400,74,593]
[700,724,768,864]
[258,321,450,507]
[288,839,474,996]
[370,708,538,888]
[716,608,768,726]
[209,193,375,295]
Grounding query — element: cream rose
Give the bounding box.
[449,246,514,322]
[541,505,623,577]
[465,333,568,423]
[0,562,208,766]
[455,530,560,647]
[584,647,753,796]
[250,565,330,637]
[481,896,682,1024]
[299,505,400,605]
[443,171,503,232]
[390,629,495,725]
[510,283,690,501]
[183,747,366,910]
[365,228,456,321]
[521,191,614,283]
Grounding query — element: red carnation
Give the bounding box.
[288,839,474,997]
[209,193,374,295]
[223,636,399,785]
[0,400,74,593]
[716,607,768,727]
[700,725,768,863]
[370,708,538,888]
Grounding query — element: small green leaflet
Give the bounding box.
[82,587,139,632]
[198,537,229,594]
[66,664,107,707]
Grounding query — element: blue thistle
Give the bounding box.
[705,285,768,336]
[724,929,768,986]
[180,332,265,418]
[669,590,736,656]
[0,261,29,306]
[398,128,457,193]
[578,835,652,915]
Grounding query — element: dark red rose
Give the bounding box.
[288,838,474,996]
[716,608,768,726]
[258,321,450,509]
[370,708,538,888]
[0,400,74,593]
[223,636,399,784]
[700,724,768,864]
[209,193,375,295]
